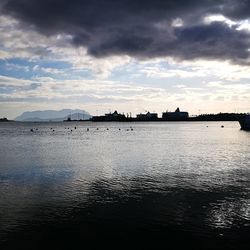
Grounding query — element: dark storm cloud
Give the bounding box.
[1,0,250,63]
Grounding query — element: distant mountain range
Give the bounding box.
[15,109,92,122]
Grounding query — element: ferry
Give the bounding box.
[239,114,250,130]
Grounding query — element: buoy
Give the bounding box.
[30,128,34,132]
[221,125,224,128]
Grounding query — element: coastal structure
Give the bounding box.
[136,112,158,121]
[0,117,9,122]
[162,107,189,120]
[0,117,8,122]
[91,110,127,122]
[70,108,246,122]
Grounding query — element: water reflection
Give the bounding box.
[208,198,250,228]
[0,122,250,249]
[1,172,249,249]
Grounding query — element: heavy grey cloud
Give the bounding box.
[1,0,250,63]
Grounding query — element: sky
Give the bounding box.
[0,0,250,119]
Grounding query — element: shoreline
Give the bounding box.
[1,119,240,123]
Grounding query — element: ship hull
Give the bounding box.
[239,115,250,130]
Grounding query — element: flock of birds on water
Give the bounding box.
[30,126,134,133]
[29,125,226,133]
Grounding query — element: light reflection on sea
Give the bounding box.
[0,121,249,249]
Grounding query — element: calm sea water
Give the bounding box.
[0,121,249,249]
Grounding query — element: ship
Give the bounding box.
[162,107,189,121]
[91,110,127,122]
[136,111,158,121]
[239,114,250,130]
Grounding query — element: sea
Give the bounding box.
[0,121,249,249]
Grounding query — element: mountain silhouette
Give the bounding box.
[15,109,92,121]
